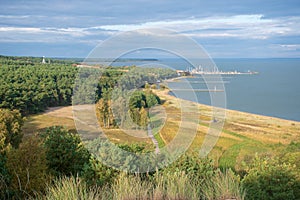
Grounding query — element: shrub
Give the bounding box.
[164,153,215,181]
[82,156,117,187]
[242,156,300,200]
[6,136,50,198]
[86,138,144,172]
[43,126,90,176]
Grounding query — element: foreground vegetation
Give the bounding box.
[1,56,300,199]
[1,121,299,199]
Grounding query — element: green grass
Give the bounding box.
[219,143,245,169]
[154,132,165,148]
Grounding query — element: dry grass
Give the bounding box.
[22,89,300,170]
[153,89,300,169]
[22,106,153,146]
[155,89,300,145]
[22,106,76,136]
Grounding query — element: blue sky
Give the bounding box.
[0,0,300,58]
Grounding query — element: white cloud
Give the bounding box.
[0,15,30,19]
[0,14,300,44]
[96,15,300,40]
[0,27,44,33]
[279,44,300,50]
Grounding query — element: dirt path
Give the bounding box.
[147,124,160,154]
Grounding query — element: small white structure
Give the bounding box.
[42,56,46,64]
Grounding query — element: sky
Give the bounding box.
[0,0,300,58]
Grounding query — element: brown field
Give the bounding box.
[22,105,153,147]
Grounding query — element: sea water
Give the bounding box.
[109,58,300,121]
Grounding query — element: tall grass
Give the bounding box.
[112,171,201,199]
[37,176,108,200]
[201,169,245,200]
[112,173,152,200]
[153,171,200,200]
[37,170,245,200]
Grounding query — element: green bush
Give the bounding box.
[242,156,300,200]
[164,153,216,181]
[43,126,90,177]
[82,156,117,187]
[6,136,50,198]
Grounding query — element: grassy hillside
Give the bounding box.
[22,88,300,171]
[154,89,300,169]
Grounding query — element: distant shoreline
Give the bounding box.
[157,87,300,124]
[162,74,300,122]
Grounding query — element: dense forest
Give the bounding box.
[0,56,176,116]
[0,56,77,114]
[0,56,299,199]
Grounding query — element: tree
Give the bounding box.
[82,156,117,187]
[96,98,115,128]
[127,90,161,128]
[139,107,148,128]
[6,136,50,198]
[0,109,24,151]
[145,91,160,107]
[129,91,146,110]
[43,126,90,176]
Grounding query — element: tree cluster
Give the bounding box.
[95,66,175,129]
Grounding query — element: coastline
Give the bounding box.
[157,86,300,123]
[164,74,299,122]
[154,88,300,145]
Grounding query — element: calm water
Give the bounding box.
[110,58,300,121]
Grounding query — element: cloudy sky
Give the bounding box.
[0,0,300,58]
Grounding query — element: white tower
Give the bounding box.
[42,56,46,64]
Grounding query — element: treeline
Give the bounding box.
[0,111,299,199]
[0,55,76,65]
